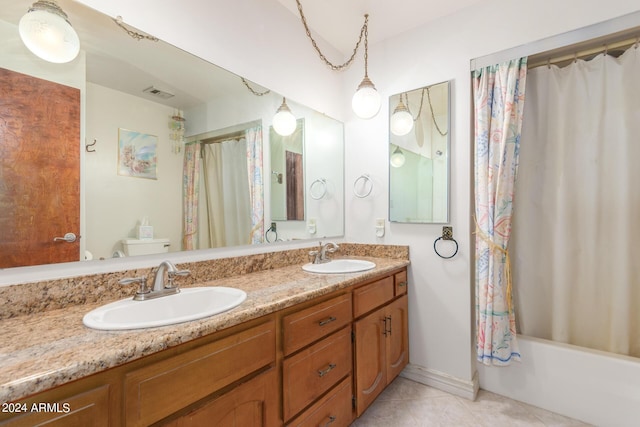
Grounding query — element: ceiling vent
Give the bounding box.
[143,86,175,99]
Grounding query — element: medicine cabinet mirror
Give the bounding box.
[389,81,450,223]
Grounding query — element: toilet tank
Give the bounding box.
[121,238,171,256]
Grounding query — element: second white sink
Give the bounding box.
[302,259,376,274]
[83,286,247,331]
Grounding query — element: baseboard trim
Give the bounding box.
[400,363,479,400]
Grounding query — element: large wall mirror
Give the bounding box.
[0,0,344,269]
[388,81,450,223]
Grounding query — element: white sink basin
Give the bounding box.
[83,287,247,331]
[302,259,376,274]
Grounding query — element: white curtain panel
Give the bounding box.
[512,46,640,357]
[200,139,251,248]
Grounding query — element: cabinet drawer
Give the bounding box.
[353,276,394,318]
[283,327,352,421]
[125,320,275,427]
[283,293,352,356]
[395,270,408,296]
[286,375,353,427]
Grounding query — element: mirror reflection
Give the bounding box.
[388,81,450,223]
[0,0,344,269]
[270,119,305,222]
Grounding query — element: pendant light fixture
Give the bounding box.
[272,97,297,136]
[390,95,413,136]
[295,1,380,119]
[351,15,380,119]
[19,0,80,63]
[390,146,406,168]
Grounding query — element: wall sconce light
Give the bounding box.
[19,0,80,63]
[295,1,380,119]
[390,95,414,136]
[390,146,406,168]
[273,97,297,136]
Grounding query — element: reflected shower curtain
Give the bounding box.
[182,142,200,250]
[201,140,252,248]
[512,46,640,357]
[246,126,264,244]
[473,57,527,366]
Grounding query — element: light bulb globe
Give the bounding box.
[19,5,79,64]
[390,110,414,136]
[352,77,381,119]
[273,106,296,136]
[390,146,406,168]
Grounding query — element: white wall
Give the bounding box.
[85,83,183,259]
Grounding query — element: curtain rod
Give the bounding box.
[528,36,639,69]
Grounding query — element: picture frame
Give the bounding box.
[117,128,158,179]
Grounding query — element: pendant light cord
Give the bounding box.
[295,0,368,71]
[426,86,448,136]
[241,77,271,96]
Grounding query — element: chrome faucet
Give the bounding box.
[309,241,339,264]
[120,260,191,301]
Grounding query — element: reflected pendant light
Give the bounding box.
[351,14,380,119]
[390,146,406,168]
[390,96,413,136]
[273,97,297,136]
[19,0,80,63]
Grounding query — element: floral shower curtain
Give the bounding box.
[473,57,527,366]
[182,142,200,250]
[245,126,264,244]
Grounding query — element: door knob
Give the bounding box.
[53,232,77,243]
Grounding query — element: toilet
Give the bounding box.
[121,238,171,256]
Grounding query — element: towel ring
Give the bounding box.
[434,226,458,259]
[353,174,373,198]
[309,178,327,200]
[265,224,278,243]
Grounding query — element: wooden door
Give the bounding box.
[354,306,387,416]
[386,295,409,382]
[0,67,80,268]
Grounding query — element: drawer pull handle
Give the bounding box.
[323,415,337,426]
[398,281,407,288]
[318,316,337,326]
[318,363,336,377]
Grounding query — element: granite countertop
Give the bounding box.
[0,256,408,403]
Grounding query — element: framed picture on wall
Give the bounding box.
[117,128,158,179]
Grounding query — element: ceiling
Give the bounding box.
[274,0,487,54]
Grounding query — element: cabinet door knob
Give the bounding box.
[318,316,337,326]
[398,281,407,288]
[317,363,336,377]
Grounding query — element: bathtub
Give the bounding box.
[477,335,640,427]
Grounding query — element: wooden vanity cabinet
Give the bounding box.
[0,384,111,427]
[1,266,408,427]
[353,271,409,417]
[163,368,278,427]
[125,319,276,427]
[281,293,354,425]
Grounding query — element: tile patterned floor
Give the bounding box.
[351,377,591,426]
